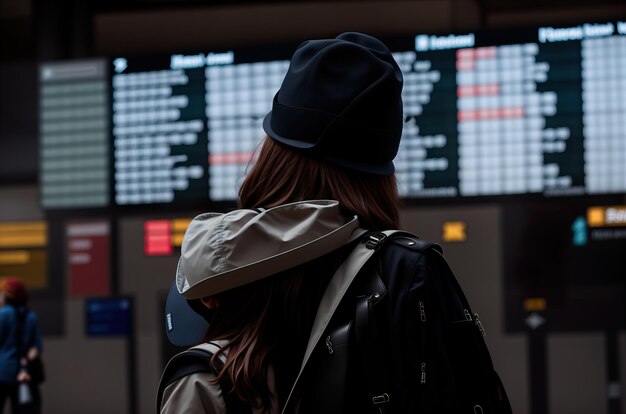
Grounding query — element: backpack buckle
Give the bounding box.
[372,393,390,405]
[365,232,387,250]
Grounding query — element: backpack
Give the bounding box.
[286,231,512,414]
[156,347,252,414]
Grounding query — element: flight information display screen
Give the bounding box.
[111,52,286,204]
[395,22,626,199]
[39,60,110,209]
[39,19,626,208]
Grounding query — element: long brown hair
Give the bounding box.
[205,255,342,411]
[208,136,400,411]
[240,137,399,229]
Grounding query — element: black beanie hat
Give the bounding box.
[263,32,404,176]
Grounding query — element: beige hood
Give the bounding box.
[176,200,363,300]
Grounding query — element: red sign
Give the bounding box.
[144,220,173,256]
[67,222,110,297]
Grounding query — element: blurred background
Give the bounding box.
[1,0,626,413]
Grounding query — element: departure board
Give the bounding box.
[394,21,626,198]
[39,60,110,208]
[39,19,626,209]
[111,53,286,204]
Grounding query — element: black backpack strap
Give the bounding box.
[157,348,252,414]
[355,293,390,413]
[353,233,439,413]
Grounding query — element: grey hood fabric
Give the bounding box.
[166,199,364,347]
[176,200,363,300]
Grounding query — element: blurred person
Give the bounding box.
[0,278,43,414]
[159,31,402,414]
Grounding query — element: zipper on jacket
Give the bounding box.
[420,362,427,385]
[419,301,426,322]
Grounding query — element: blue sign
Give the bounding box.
[86,297,132,336]
[571,216,587,246]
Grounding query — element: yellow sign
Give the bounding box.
[0,250,30,265]
[587,206,626,227]
[443,221,467,242]
[0,221,47,248]
[171,218,191,247]
[0,221,47,288]
[171,218,192,233]
[523,297,547,312]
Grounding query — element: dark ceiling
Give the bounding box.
[1,0,625,60]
